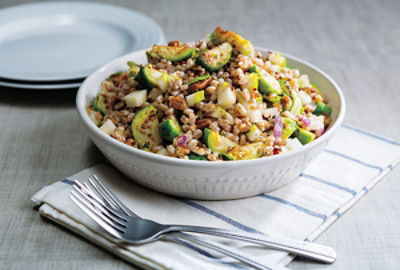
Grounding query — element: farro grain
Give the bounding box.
[224,132,236,142]
[193,129,203,139]
[218,119,231,132]
[209,121,220,132]
[193,146,206,155]
[95,111,102,121]
[265,135,275,146]
[167,145,175,155]
[236,103,247,117]
[225,112,234,124]
[166,108,174,115]
[264,146,273,156]
[188,139,199,150]
[204,102,216,114]
[242,88,251,101]
[182,124,191,132]
[181,115,189,124]
[194,101,205,111]
[171,90,180,96]
[210,80,219,87]
[239,134,247,145]
[239,123,250,133]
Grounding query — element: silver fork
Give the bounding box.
[71,175,336,264]
[71,177,287,270]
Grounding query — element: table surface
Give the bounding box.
[1,0,399,269]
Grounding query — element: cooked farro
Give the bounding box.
[87,27,333,161]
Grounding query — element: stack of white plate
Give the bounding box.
[0,2,166,90]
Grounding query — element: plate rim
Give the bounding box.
[0,79,81,90]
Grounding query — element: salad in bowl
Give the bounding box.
[87,27,333,161]
[77,27,344,199]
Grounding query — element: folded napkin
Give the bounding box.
[32,125,400,269]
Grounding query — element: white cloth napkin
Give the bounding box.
[32,125,400,270]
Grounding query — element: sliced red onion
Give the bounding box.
[177,135,188,147]
[273,115,283,143]
[315,128,325,137]
[301,115,311,128]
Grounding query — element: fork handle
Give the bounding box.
[166,225,336,264]
[163,232,288,270]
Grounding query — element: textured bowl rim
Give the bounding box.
[76,47,346,168]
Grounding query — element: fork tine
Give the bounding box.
[74,180,109,209]
[73,180,117,214]
[70,193,123,239]
[79,182,106,206]
[70,190,126,232]
[74,178,131,220]
[78,185,126,221]
[92,174,136,217]
[86,177,121,211]
[75,180,129,222]
[73,179,88,192]
[72,185,128,226]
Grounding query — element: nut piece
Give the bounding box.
[168,40,182,47]
[169,96,187,110]
[196,118,212,129]
[281,95,291,109]
[302,87,318,95]
[189,77,212,92]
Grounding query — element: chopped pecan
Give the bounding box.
[302,87,318,95]
[168,96,187,110]
[175,146,191,156]
[126,138,134,145]
[168,40,182,47]
[196,118,212,129]
[281,95,291,109]
[188,77,212,92]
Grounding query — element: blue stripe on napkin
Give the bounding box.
[300,174,357,195]
[258,194,327,221]
[62,179,75,185]
[323,149,384,172]
[342,125,400,147]
[178,199,263,234]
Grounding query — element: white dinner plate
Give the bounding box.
[0,79,82,90]
[0,2,166,82]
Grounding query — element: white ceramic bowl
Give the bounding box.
[76,48,345,200]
